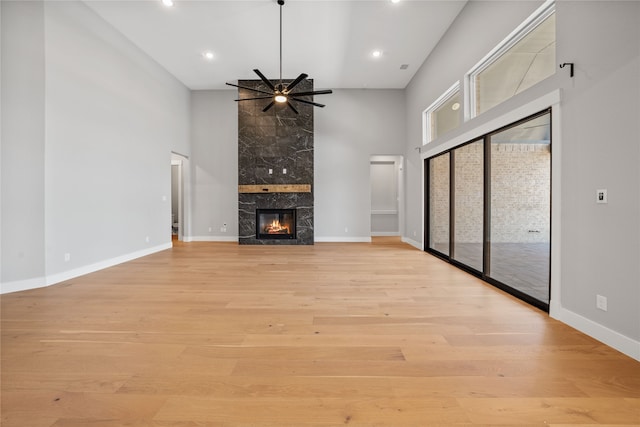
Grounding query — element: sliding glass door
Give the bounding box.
[425,110,551,309]
[452,140,484,272]
[488,113,551,304]
[428,153,450,256]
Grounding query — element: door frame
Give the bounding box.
[370,155,404,237]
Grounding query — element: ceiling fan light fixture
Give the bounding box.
[226,0,332,114]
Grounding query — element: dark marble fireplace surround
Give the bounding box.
[237,79,314,245]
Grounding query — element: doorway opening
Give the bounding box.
[370,155,404,237]
[171,152,189,243]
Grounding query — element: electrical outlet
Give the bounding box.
[64,253,71,262]
[344,227,349,233]
[208,227,212,232]
[596,294,607,311]
[145,236,150,243]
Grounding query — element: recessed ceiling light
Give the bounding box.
[451,102,460,111]
[202,51,214,61]
[391,0,401,3]
[162,0,174,7]
[372,50,382,58]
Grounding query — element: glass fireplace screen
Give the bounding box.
[256,209,296,239]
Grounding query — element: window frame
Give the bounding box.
[422,81,460,145]
[464,0,556,120]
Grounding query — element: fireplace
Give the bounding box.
[256,209,296,240]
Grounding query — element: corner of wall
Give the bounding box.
[550,302,640,362]
[401,236,423,251]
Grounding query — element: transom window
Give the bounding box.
[423,82,461,144]
[467,1,556,118]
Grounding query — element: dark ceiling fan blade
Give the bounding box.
[253,69,276,91]
[234,96,274,102]
[225,82,273,96]
[289,89,333,97]
[285,73,308,93]
[287,101,299,115]
[262,101,276,112]
[291,98,325,108]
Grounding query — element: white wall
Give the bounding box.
[189,88,406,242]
[1,1,46,287]
[189,90,238,241]
[554,0,639,348]
[405,0,640,359]
[0,1,2,284]
[1,1,191,292]
[315,89,406,241]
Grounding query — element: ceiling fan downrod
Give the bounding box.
[278,0,284,87]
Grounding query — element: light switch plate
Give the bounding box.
[596,189,607,204]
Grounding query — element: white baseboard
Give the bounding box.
[402,236,423,250]
[0,243,172,295]
[0,276,47,294]
[550,301,640,361]
[371,232,401,237]
[315,236,372,243]
[188,236,238,242]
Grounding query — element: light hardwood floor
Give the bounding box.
[2,238,639,426]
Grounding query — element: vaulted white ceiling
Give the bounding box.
[84,0,468,90]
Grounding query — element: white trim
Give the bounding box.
[45,243,172,287]
[422,90,560,160]
[402,236,422,251]
[315,237,372,243]
[465,0,556,120]
[549,103,562,317]
[550,303,640,362]
[1,276,47,294]
[371,232,400,237]
[371,210,398,215]
[0,243,172,295]
[422,81,460,145]
[189,236,238,242]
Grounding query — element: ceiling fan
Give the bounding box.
[226,0,332,114]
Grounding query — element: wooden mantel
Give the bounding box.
[238,184,311,194]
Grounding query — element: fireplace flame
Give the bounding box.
[265,219,289,234]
